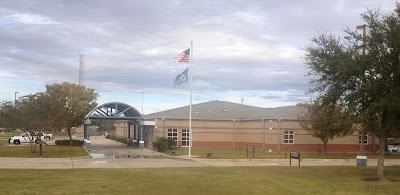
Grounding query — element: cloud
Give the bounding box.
[0,0,398,113]
[0,9,58,25]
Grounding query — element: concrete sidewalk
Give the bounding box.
[1,136,400,169]
[87,136,162,157]
[0,157,399,169]
[189,158,400,167]
[0,157,209,169]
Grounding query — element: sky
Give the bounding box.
[0,0,398,114]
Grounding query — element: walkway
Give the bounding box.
[1,136,400,169]
[88,136,160,157]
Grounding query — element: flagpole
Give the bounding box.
[189,41,193,157]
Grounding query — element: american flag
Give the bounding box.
[175,48,190,63]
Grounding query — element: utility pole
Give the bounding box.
[356,24,367,155]
[141,92,144,115]
[14,92,19,104]
[79,53,85,86]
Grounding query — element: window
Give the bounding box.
[182,129,190,147]
[167,129,178,146]
[359,133,368,144]
[284,130,294,144]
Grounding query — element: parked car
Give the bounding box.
[387,138,400,153]
[8,132,46,145]
[43,132,54,140]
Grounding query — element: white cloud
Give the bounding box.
[1,9,58,25]
[0,0,398,112]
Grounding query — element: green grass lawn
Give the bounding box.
[0,132,19,146]
[166,148,400,159]
[0,145,88,158]
[0,139,8,145]
[0,167,399,194]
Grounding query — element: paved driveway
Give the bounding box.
[0,136,209,169]
[87,136,161,157]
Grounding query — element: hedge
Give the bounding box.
[55,139,84,146]
[104,135,128,144]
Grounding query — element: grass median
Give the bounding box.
[0,145,88,158]
[0,167,399,194]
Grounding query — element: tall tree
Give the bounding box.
[45,82,98,145]
[18,93,54,132]
[298,100,354,157]
[0,101,19,131]
[18,93,55,156]
[304,4,400,180]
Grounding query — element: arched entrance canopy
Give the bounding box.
[85,102,143,120]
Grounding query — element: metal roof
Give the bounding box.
[144,100,306,120]
[85,102,143,120]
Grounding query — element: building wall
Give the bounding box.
[150,118,380,153]
[115,122,128,138]
[113,121,154,147]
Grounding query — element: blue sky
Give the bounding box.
[0,0,398,114]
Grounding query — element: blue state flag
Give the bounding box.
[173,68,189,86]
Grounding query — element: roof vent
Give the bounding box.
[223,109,229,112]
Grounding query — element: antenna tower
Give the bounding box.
[79,53,85,86]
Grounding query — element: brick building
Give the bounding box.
[114,100,379,153]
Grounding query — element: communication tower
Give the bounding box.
[79,53,85,86]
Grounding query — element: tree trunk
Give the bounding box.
[377,138,385,179]
[39,143,43,158]
[30,136,36,153]
[323,141,328,158]
[377,109,389,181]
[67,127,73,146]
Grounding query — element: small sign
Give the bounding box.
[247,147,255,158]
[290,151,301,166]
[290,152,300,159]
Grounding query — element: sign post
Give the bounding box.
[290,151,301,166]
[247,146,255,159]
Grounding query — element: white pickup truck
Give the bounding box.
[387,138,400,153]
[43,132,54,140]
[8,132,46,145]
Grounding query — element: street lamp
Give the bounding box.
[141,92,144,115]
[14,92,19,104]
[356,24,367,155]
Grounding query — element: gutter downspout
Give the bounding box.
[262,119,265,152]
[233,120,236,149]
[278,118,282,153]
[372,134,375,153]
[162,118,166,137]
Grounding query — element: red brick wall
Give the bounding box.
[191,141,380,153]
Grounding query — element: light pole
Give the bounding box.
[14,92,19,104]
[356,24,367,155]
[356,24,367,55]
[141,92,144,114]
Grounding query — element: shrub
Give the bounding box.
[105,135,128,144]
[152,137,168,152]
[117,138,128,144]
[55,139,84,146]
[167,137,176,150]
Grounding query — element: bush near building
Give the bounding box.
[55,140,84,146]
